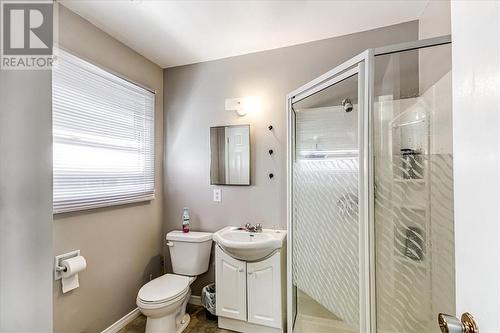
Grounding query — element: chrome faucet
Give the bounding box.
[244,223,263,232]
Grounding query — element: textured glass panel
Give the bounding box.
[292,74,360,333]
[374,44,454,333]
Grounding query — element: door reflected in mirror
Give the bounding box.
[210,125,250,185]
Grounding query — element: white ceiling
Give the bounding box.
[60,0,429,68]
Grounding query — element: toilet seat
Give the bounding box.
[138,274,190,306]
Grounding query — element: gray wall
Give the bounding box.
[52,5,164,333]
[163,21,419,295]
[0,71,53,330]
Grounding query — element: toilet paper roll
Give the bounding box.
[61,256,87,293]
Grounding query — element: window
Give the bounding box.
[52,49,155,213]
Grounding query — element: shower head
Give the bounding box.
[342,98,353,112]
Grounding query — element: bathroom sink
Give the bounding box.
[213,226,286,261]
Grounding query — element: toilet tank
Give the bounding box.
[166,231,213,276]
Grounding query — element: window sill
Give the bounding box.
[53,194,155,215]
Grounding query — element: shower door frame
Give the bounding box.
[286,35,452,333]
[286,49,373,333]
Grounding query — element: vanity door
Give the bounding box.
[215,246,247,321]
[247,252,282,328]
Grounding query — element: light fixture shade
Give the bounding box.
[225,97,260,116]
[236,109,247,116]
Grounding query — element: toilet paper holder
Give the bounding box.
[55,265,67,272]
[54,250,80,280]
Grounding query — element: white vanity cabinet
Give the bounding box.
[247,252,282,328]
[215,245,286,333]
[215,246,247,321]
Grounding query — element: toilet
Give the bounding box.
[137,231,212,333]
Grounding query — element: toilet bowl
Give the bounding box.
[137,274,193,333]
[137,231,212,333]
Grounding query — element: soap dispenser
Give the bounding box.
[182,208,190,233]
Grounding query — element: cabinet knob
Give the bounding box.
[238,268,244,273]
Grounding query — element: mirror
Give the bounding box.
[210,125,250,185]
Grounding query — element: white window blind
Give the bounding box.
[52,49,155,213]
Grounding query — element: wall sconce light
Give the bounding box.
[225,97,260,116]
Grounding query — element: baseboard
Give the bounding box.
[101,307,141,333]
[101,296,200,333]
[219,317,283,333]
[189,295,202,306]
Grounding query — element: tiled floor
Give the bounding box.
[118,304,234,333]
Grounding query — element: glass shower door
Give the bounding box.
[290,63,368,333]
[288,37,454,333]
[373,43,454,333]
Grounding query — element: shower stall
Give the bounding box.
[287,36,453,333]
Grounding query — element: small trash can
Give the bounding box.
[201,283,216,320]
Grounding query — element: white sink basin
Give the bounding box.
[213,226,286,261]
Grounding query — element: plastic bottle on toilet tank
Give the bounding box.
[182,208,190,233]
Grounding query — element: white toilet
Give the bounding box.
[137,231,212,333]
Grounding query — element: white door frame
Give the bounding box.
[286,35,452,333]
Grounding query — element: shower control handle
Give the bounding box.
[438,313,479,333]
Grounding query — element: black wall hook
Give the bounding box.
[268,149,274,155]
[268,125,273,131]
[269,173,274,179]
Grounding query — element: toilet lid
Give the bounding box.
[138,274,189,303]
